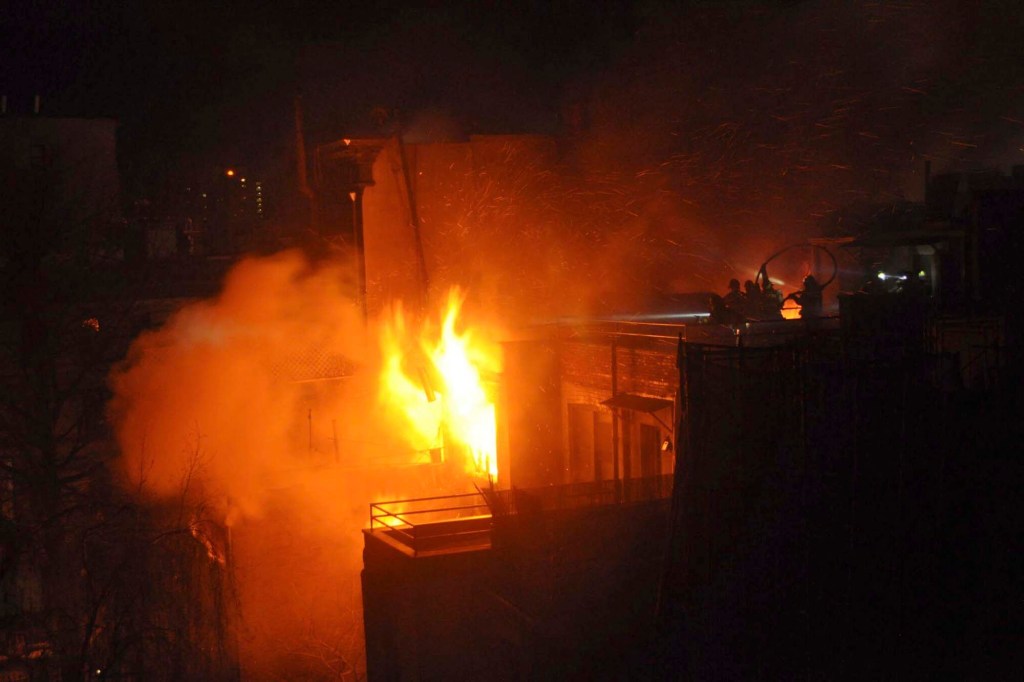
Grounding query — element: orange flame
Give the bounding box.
[781,299,802,320]
[379,307,443,459]
[378,289,500,482]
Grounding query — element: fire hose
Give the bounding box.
[754,242,838,292]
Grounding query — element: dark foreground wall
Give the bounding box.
[660,337,1024,680]
[362,499,671,681]
[364,319,1023,680]
[362,535,517,681]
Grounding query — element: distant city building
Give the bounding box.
[151,168,268,259]
[0,109,121,257]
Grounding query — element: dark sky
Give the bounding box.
[4,1,1023,213]
[3,1,636,194]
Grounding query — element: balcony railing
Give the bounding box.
[367,475,675,556]
[490,474,674,516]
[369,492,493,556]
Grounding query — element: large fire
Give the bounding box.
[107,253,510,678]
[379,288,500,482]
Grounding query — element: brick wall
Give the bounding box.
[559,340,678,403]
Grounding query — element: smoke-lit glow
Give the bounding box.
[106,251,497,679]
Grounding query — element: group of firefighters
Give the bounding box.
[709,272,824,325]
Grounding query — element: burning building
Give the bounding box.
[350,151,1023,679]
[102,123,1023,679]
[361,310,1021,679]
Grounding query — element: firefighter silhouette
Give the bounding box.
[723,278,744,312]
[785,275,824,318]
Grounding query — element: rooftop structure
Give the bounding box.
[362,283,1022,679]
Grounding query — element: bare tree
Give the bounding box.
[0,128,238,680]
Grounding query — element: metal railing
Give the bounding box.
[486,474,675,516]
[369,491,491,529]
[562,317,842,349]
[367,475,676,555]
[369,492,493,556]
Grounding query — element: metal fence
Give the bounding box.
[367,475,676,555]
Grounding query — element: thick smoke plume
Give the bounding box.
[109,251,370,515]
[107,250,476,677]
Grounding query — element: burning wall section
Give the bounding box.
[106,250,505,678]
[325,132,747,329]
[358,134,559,320]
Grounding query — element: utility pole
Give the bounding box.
[349,188,368,322]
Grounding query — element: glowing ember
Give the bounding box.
[781,299,802,320]
[379,288,500,481]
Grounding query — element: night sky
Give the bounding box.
[3,1,634,195]
[5,1,1023,219]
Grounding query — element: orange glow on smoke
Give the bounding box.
[379,288,500,481]
[107,251,502,677]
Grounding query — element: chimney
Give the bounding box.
[33,94,40,114]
